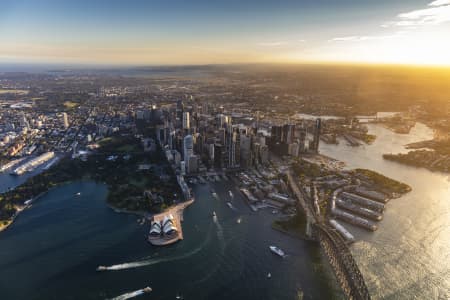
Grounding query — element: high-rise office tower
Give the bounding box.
[62,112,69,129]
[312,118,321,153]
[182,112,190,130]
[183,135,194,170]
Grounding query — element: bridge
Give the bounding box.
[286,172,371,300]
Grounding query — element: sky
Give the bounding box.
[1,0,450,66]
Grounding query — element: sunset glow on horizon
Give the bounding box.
[1,0,450,66]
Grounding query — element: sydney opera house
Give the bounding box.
[148,214,180,245]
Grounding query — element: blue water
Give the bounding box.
[0,180,338,299]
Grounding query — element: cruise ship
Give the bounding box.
[0,157,25,172]
[11,152,55,175]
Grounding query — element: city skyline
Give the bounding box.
[1,0,450,66]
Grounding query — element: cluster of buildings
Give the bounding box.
[156,100,272,176]
[150,99,324,179]
[234,168,297,213]
[269,118,321,156]
[0,108,70,156]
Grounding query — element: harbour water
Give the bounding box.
[320,123,450,299]
[0,181,338,299]
[0,155,56,193]
[1,122,448,299]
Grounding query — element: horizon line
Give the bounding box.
[1,60,450,71]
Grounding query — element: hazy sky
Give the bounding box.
[1,0,450,65]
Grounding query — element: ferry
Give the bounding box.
[269,245,286,258]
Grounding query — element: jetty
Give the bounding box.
[148,199,194,246]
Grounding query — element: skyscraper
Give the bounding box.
[62,112,69,129]
[282,124,295,144]
[312,118,321,153]
[182,112,190,130]
[183,135,194,170]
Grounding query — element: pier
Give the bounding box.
[286,172,371,300]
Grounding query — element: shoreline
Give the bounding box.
[1,178,194,234]
[0,191,47,233]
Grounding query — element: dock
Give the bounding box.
[148,199,194,246]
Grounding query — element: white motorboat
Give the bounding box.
[96,266,107,271]
[269,245,286,258]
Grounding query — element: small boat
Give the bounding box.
[269,245,286,258]
[236,218,241,224]
[24,199,33,205]
[226,202,233,209]
[267,272,272,279]
[75,192,81,196]
[228,190,234,198]
[96,266,107,271]
[212,211,216,217]
[143,287,152,293]
[272,210,278,214]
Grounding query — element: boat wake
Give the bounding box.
[192,216,232,285]
[99,225,213,271]
[226,202,237,211]
[213,214,225,245]
[108,288,150,300]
